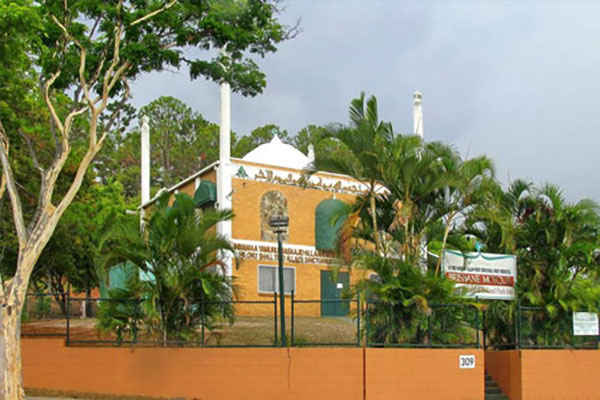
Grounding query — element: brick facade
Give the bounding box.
[167,160,366,316]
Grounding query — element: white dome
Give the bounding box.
[242,135,312,170]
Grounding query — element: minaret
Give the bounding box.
[219,81,231,165]
[216,51,234,278]
[413,90,424,139]
[140,116,151,228]
[413,91,427,271]
[141,116,151,205]
[307,144,315,165]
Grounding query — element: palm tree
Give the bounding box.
[313,92,393,252]
[378,135,462,266]
[467,181,600,346]
[99,192,236,345]
[433,155,496,275]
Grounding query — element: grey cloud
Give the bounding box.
[131,1,600,201]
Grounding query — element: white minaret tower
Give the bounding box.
[140,116,151,227]
[413,90,424,139]
[413,91,428,270]
[216,50,234,278]
[141,116,151,204]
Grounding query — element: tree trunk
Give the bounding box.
[370,193,380,253]
[0,299,26,400]
[84,286,92,318]
[435,212,455,276]
[0,218,61,399]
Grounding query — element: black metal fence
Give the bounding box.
[22,291,484,349]
[22,292,600,350]
[290,292,361,347]
[482,303,600,350]
[365,301,481,348]
[517,306,599,349]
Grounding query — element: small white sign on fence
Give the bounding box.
[459,355,476,369]
[573,312,599,336]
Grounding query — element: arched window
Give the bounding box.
[194,180,217,208]
[260,190,288,242]
[315,199,346,250]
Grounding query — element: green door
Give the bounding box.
[320,271,350,317]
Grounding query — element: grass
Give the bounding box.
[22,315,358,347]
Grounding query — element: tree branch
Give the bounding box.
[102,25,124,104]
[101,80,130,137]
[88,13,102,40]
[0,168,5,202]
[18,129,43,172]
[55,143,100,219]
[35,103,88,224]
[0,120,27,248]
[49,117,59,149]
[50,14,97,113]
[130,0,178,26]
[43,71,65,136]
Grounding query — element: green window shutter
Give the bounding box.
[194,181,217,208]
[100,262,137,297]
[315,199,346,250]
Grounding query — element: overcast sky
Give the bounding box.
[131,0,600,202]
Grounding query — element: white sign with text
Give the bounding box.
[573,312,599,336]
[442,250,517,300]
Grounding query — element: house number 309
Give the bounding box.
[459,355,476,369]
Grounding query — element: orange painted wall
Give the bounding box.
[519,350,600,400]
[366,348,484,400]
[22,339,487,400]
[485,350,521,400]
[22,339,363,400]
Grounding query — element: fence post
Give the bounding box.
[273,291,278,347]
[201,294,205,347]
[356,292,361,347]
[516,300,521,349]
[571,312,576,349]
[133,299,139,344]
[65,285,70,346]
[291,290,295,347]
[365,292,370,347]
[475,306,480,348]
[427,313,432,348]
[482,309,487,350]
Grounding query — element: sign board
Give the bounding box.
[459,355,476,369]
[442,250,517,300]
[573,312,599,336]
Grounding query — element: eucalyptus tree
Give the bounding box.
[0,1,295,396]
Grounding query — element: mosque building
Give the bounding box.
[140,86,425,317]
